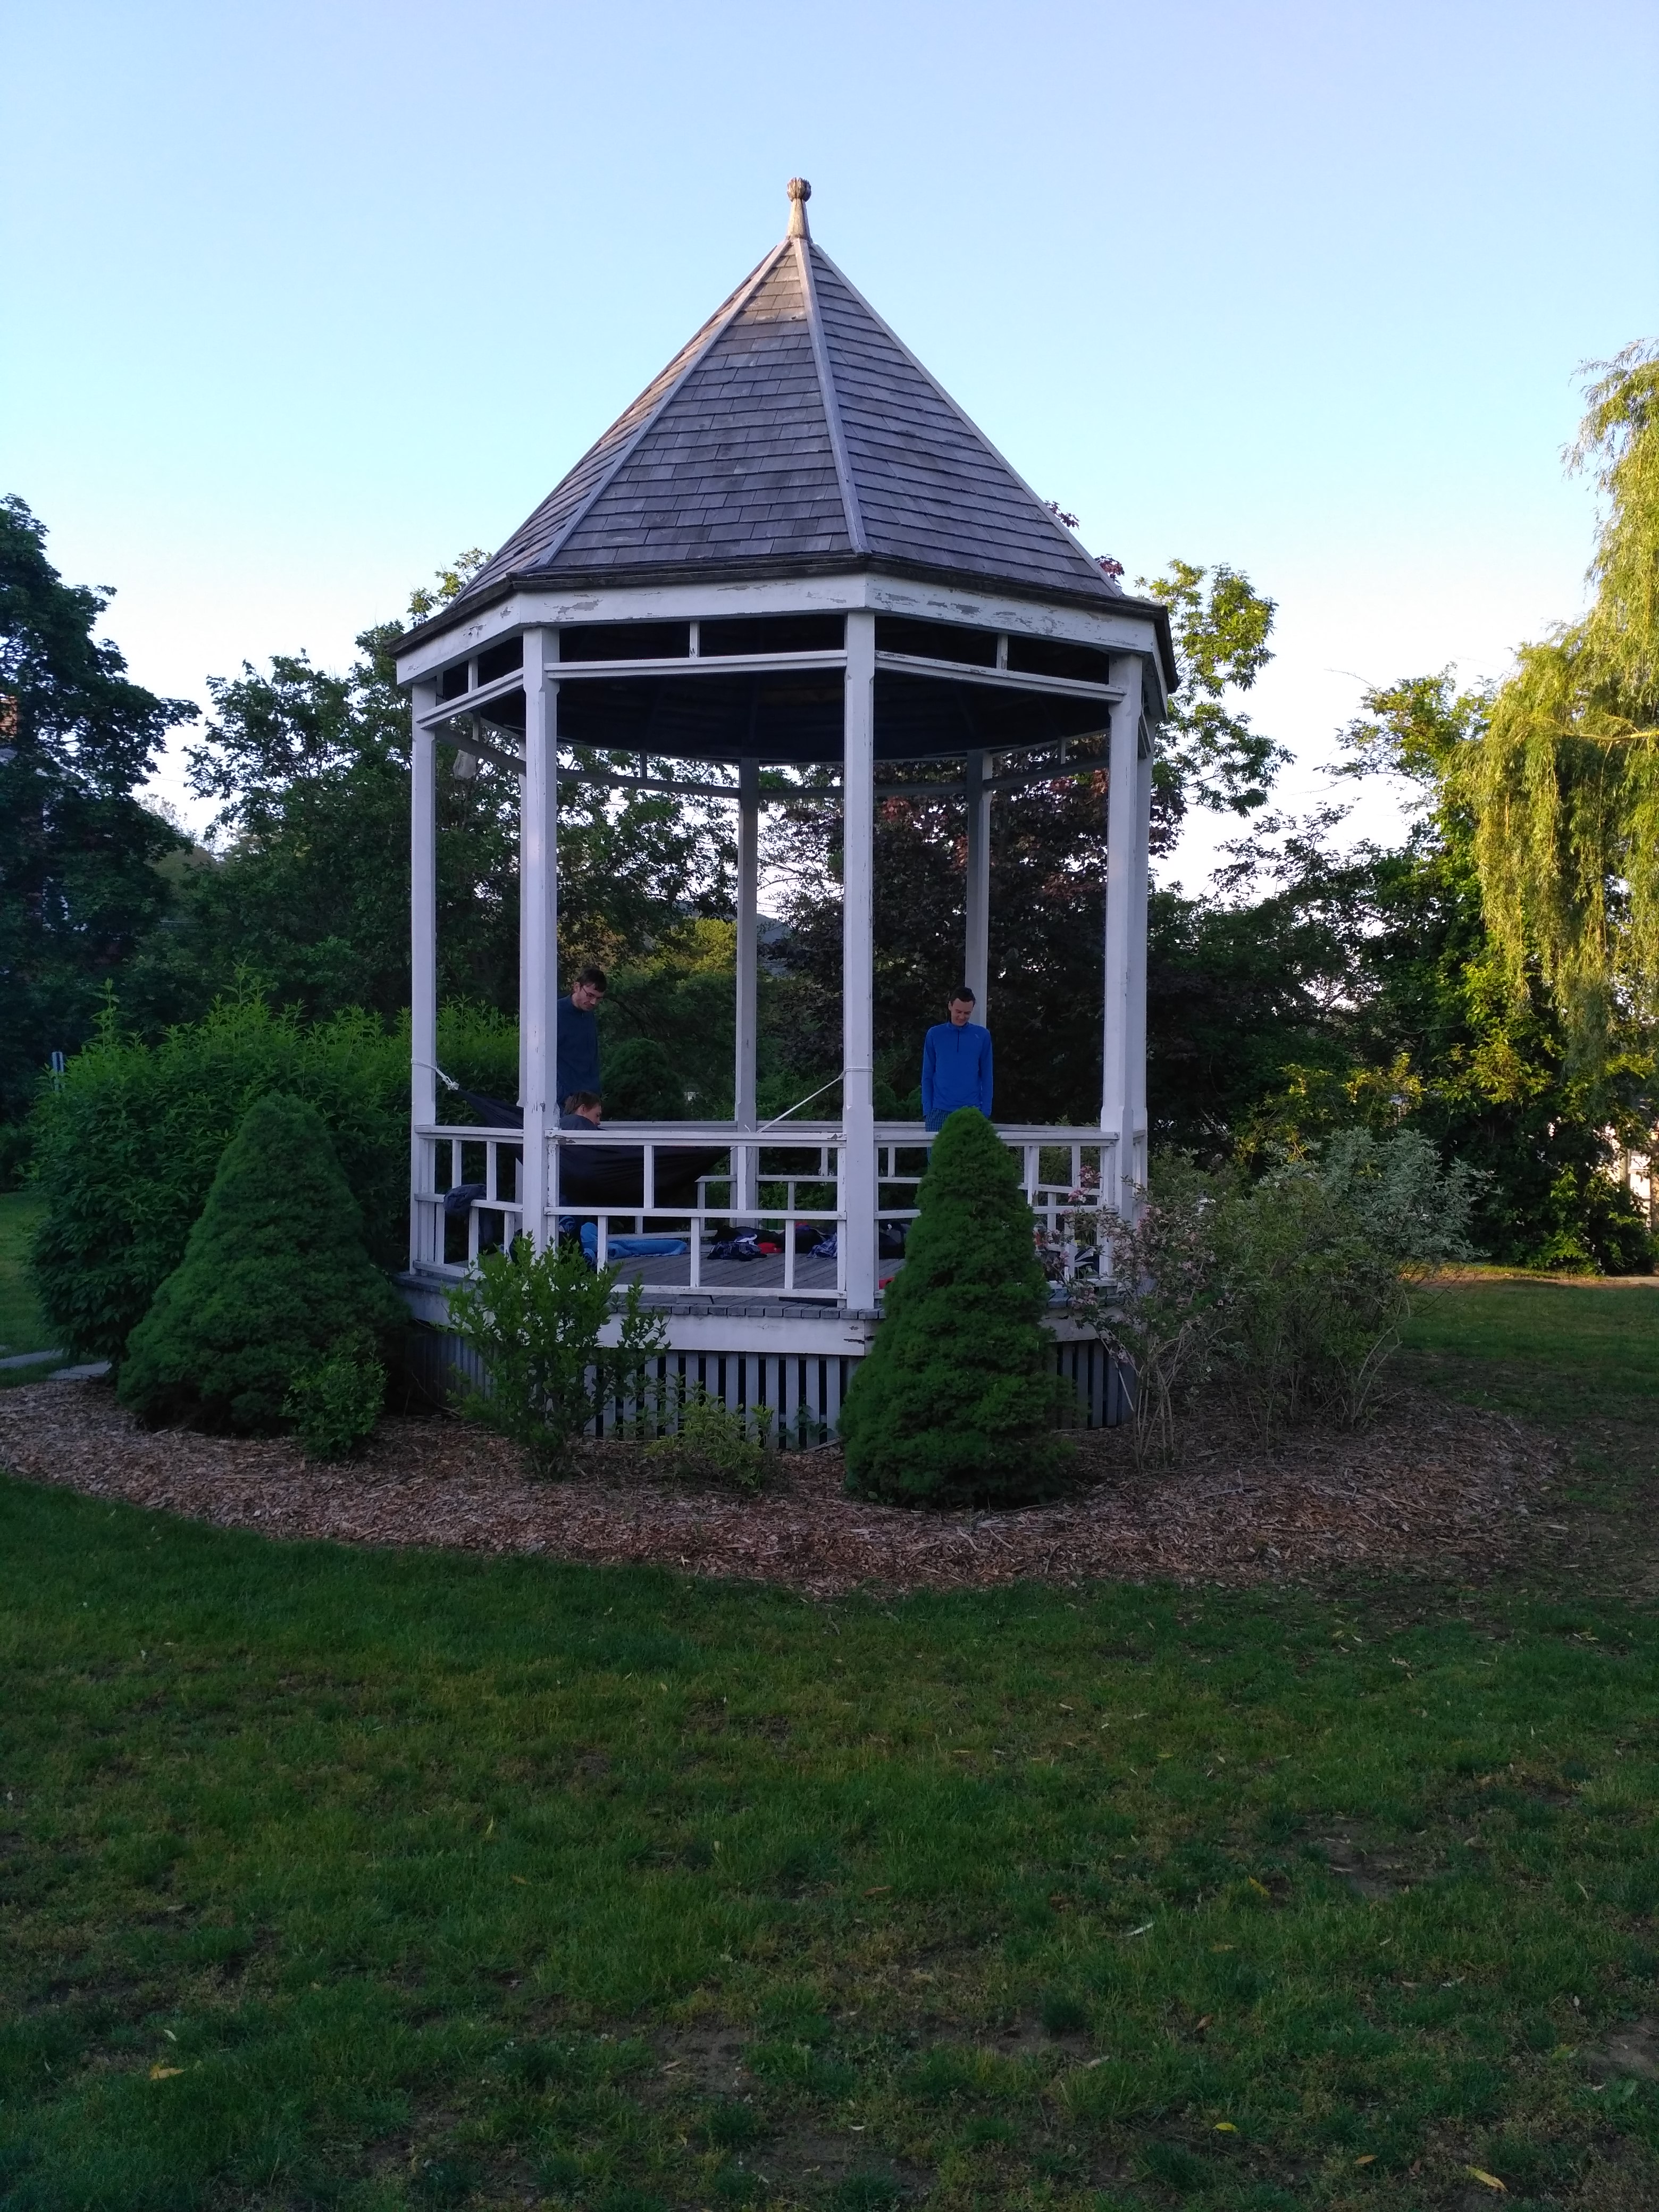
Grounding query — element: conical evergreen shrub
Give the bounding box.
[840,1107,1069,1506]
[118,1092,406,1434]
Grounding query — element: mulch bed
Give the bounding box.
[0,1377,1559,1597]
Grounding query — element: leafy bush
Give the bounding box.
[1316,1126,1484,1270]
[1075,1132,1485,1452]
[649,1385,773,1492]
[447,1236,666,1474]
[839,1108,1069,1507]
[283,1330,387,1460]
[118,1093,406,1432]
[28,994,510,1362]
[1213,1168,1407,1438]
[1220,1129,1484,1436]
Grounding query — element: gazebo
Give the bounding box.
[395,180,1172,1432]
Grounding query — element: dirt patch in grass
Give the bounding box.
[0,1376,1556,1596]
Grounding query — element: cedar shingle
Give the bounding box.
[443,217,1116,616]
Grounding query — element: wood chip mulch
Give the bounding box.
[0,1377,1558,1597]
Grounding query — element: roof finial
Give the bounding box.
[786,177,811,239]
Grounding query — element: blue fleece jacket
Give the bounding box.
[556,996,601,1106]
[921,1019,993,1129]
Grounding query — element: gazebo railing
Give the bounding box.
[412,1119,1122,1296]
[875,1123,1121,1282]
[412,1119,848,1299]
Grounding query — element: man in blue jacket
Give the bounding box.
[556,965,606,1109]
[921,986,993,1132]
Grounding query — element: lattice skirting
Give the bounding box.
[403,1328,1130,1440]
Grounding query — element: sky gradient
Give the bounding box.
[4,0,1655,882]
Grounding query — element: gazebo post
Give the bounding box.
[842,611,878,1308]
[1102,656,1146,1214]
[964,748,991,1021]
[409,683,439,1268]
[519,634,558,1252]
[1127,713,1153,1196]
[734,756,760,1212]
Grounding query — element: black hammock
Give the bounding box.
[445,1091,726,1211]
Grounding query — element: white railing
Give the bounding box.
[876,1123,1120,1284]
[412,1119,1120,1300]
[412,1119,847,1301]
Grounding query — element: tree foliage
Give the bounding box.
[127,599,734,1031]
[1464,342,1659,1042]
[1336,670,1656,1272]
[0,496,195,1118]
[1139,558,1285,842]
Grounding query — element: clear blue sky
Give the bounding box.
[4,1,1655,881]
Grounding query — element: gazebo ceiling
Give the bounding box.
[408,179,1136,636]
[475,663,1115,768]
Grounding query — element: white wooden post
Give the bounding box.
[964,748,990,1022]
[735,755,760,1212]
[520,633,558,1252]
[409,682,439,1269]
[842,611,878,1308]
[1127,713,1153,1196]
[1103,655,1145,1214]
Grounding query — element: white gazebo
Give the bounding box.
[395,180,1171,1434]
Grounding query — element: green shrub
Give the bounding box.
[1213,1170,1405,1438]
[447,1236,666,1474]
[649,1385,773,1492]
[1315,1126,1484,1269]
[1074,1133,1486,1450]
[28,995,512,1362]
[283,1330,387,1460]
[839,1107,1068,1506]
[118,1093,406,1432]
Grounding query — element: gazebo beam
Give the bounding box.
[734,756,760,1210]
[842,611,878,1308]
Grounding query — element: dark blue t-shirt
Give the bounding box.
[556,996,601,1106]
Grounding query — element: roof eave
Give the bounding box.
[396,555,1176,694]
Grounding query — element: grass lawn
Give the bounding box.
[2,1284,1658,2210]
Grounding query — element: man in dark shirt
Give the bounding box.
[921,986,993,1132]
[556,965,606,1110]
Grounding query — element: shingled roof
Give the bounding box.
[429,180,1123,630]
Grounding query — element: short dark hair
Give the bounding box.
[949,985,977,1004]
[565,1090,602,1112]
[574,964,607,991]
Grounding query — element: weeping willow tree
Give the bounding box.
[1470,341,1659,1046]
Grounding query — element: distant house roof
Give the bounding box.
[415,181,1135,639]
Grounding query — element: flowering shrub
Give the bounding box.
[1066,1159,1225,1468]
